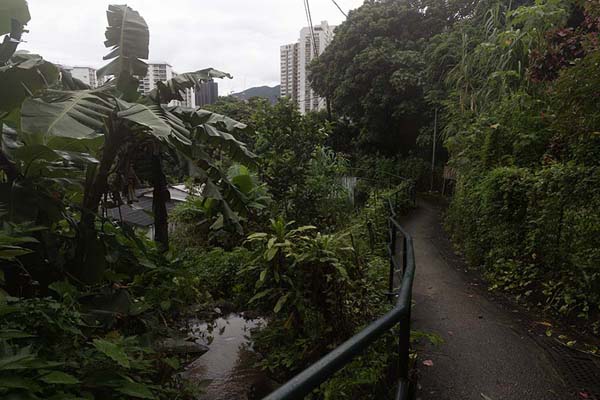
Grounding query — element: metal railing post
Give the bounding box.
[388,220,397,300]
[402,236,408,276]
[263,181,418,400]
[398,310,411,381]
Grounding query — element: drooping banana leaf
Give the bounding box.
[173,107,256,166]
[115,99,191,146]
[170,138,247,225]
[143,68,232,105]
[21,90,113,144]
[0,15,24,64]
[59,68,90,91]
[0,52,59,113]
[12,143,97,178]
[0,0,30,36]
[97,5,149,97]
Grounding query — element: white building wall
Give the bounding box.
[281,21,335,114]
[70,67,99,88]
[138,63,195,108]
[280,43,298,101]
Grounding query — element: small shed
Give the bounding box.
[105,186,192,238]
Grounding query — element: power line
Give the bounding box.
[331,0,348,18]
[303,0,319,58]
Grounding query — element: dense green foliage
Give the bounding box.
[0,2,261,399]
[8,0,600,397]
[240,184,414,398]
[439,0,600,331]
[313,0,600,333]
[310,0,476,154]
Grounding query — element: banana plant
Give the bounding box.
[1,3,256,282]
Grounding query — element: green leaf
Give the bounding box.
[40,371,80,385]
[48,281,78,300]
[248,289,271,303]
[179,108,256,165]
[116,100,191,145]
[92,339,130,368]
[0,329,34,339]
[0,350,36,371]
[116,380,155,399]
[199,123,256,165]
[21,91,112,141]
[0,246,33,260]
[265,247,278,261]
[159,300,171,311]
[231,169,254,194]
[144,68,232,105]
[247,233,267,240]
[162,357,180,370]
[0,52,59,113]
[259,269,268,282]
[0,0,30,35]
[97,5,149,96]
[0,375,40,391]
[274,293,290,313]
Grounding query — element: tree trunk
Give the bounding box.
[151,147,170,252]
[0,149,18,183]
[75,118,122,283]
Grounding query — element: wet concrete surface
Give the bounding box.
[404,198,570,400]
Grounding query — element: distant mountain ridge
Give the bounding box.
[231,85,280,104]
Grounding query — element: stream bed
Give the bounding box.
[183,313,275,399]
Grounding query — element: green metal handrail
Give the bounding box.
[263,184,417,400]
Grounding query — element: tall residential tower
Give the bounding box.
[280,21,335,114]
[138,62,196,108]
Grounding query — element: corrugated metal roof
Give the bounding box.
[105,185,189,227]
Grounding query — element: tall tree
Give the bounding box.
[310,0,469,154]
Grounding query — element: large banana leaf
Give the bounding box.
[174,107,256,166]
[0,52,59,113]
[21,90,113,142]
[0,0,30,35]
[0,13,24,64]
[143,68,232,105]
[115,99,191,146]
[97,5,149,95]
[172,145,244,232]
[60,68,91,90]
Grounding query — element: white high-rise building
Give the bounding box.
[280,43,299,103]
[138,62,196,108]
[280,21,336,114]
[63,66,99,88]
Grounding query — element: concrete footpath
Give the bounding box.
[402,198,569,400]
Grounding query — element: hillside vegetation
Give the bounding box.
[312,0,600,334]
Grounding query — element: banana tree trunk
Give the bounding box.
[0,149,18,183]
[151,147,169,251]
[75,118,122,283]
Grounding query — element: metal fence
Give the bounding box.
[263,184,418,400]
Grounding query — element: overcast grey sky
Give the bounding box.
[22,0,364,95]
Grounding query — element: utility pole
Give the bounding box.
[430,108,438,192]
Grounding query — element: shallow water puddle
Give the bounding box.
[183,313,272,399]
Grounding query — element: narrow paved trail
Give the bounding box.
[402,198,569,400]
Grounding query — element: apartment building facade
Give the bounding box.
[280,43,299,103]
[138,63,196,108]
[62,66,100,88]
[280,21,335,114]
[195,80,219,108]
